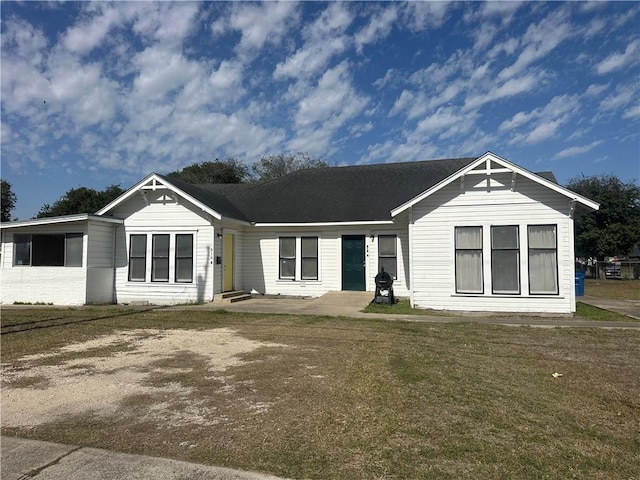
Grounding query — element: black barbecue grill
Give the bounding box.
[374,268,395,304]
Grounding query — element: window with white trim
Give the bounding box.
[128,234,147,281]
[455,227,483,293]
[278,235,320,281]
[301,237,318,280]
[528,225,558,295]
[279,237,296,279]
[378,235,397,279]
[128,233,193,283]
[175,234,194,283]
[491,226,520,294]
[151,234,170,282]
[13,233,83,267]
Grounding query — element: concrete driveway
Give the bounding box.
[1,436,287,480]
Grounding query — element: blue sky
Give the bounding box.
[1,1,639,220]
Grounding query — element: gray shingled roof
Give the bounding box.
[161,157,514,223]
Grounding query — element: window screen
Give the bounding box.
[128,234,147,281]
[152,234,170,282]
[301,237,318,280]
[378,235,397,279]
[14,234,31,266]
[65,233,83,267]
[279,237,296,279]
[175,234,193,283]
[32,234,65,266]
[491,226,520,294]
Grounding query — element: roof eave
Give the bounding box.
[96,173,224,221]
[0,214,124,229]
[252,220,395,227]
[391,152,600,217]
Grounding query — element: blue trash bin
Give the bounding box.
[575,270,585,296]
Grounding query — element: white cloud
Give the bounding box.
[511,117,566,145]
[2,17,48,66]
[295,62,368,128]
[354,5,398,54]
[416,107,468,135]
[554,140,603,159]
[600,84,636,111]
[623,104,640,120]
[465,72,541,110]
[209,60,244,91]
[373,68,396,89]
[583,18,605,38]
[62,5,123,55]
[497,10,572,81]
[212,2,299,57]
[131,46,202,100]
[349,122,373,137]
[585,83,609,97]
[499,94,580,132]
[291,61,368,153]
[595,39,640,75]
[401,2,450,31]
[500,95,580,145]
[389,90,415,116]
[274,3,352,80]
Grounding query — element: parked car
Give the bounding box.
[605,262,622,278]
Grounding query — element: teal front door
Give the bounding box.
[342,235,366,291]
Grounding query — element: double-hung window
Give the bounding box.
[278,236,320,281]
[455,227,483,293]
[491,226,520,294]
[279,237,296,279]
[528,225,558,294]
[175,234,194,283]
[128,235,147,281]
[301,237,318,280]
[151,234,170,282]
[378,235,397,278]
[128,233,193,283]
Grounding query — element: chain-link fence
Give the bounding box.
[579,261,640,280]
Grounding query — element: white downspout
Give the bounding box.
[408,207,414,307]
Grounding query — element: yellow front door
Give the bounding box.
[223,233,234,291]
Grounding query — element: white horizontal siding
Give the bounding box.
[113,191,215,305]
[411,174,576,313]
[241,223,410,298]
[86,268,114,304]
[87,221,115,268]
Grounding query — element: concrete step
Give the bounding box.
[214,291,252,303]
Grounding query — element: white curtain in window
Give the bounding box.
[529,226,558,294]
[456,227,482,249]
[455,227,482,293]
[456,251,483,292]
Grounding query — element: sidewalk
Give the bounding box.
[1,436,287,480]
[579,295,640,320]
[170,291,640,329]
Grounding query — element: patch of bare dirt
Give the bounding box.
[1,328,284,428]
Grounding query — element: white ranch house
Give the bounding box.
[0,152,599,313]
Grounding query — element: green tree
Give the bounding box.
[252,152,328,182]
[1,179,17,222]
[167,158,249,184]
[37,185,125,218]
[566,174,640,259]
